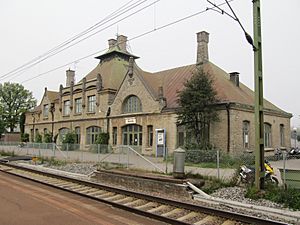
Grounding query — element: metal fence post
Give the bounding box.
[217,149,220,180]
[127,146,129,169]
[283,151,286,189]
[97,144,100,163]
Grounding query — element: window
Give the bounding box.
[59,128,69,143]
[87,95,96,112]
[43,104,49,118]
[63,100,70,116]
[280,124,285,146]
[113,127,117,145]
[122,125,142,146]
[86,126,101,144]
[123,95,142,113]
[43,128,48,134]
[243,121,250,149]
[264,123,272,148]
[75,98,82,114]
[177,126,185,147]
[75,127,81,144]
[147,125,153,147]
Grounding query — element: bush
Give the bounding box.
[43,133,52,143]
[61,132,78,151]
[35,133,42,143]
[95,133,109,144]
[21,133,29,142]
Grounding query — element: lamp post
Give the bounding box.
[293,127,297,148]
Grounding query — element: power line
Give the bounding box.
[6,0,160,82]
[20,0,234,84]
[1,0,150,81]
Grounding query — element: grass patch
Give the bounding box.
[245,184,300,210]
[40,156,67,166]
[0,150,15,157]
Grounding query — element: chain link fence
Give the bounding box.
[0,142,299,188]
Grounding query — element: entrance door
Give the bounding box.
[122,124,142,152]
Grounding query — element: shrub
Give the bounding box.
[95,133,109,144]
[43,133,52,143]
[21,133,29,142]
[61,132,78,151]
[35,133,42,143]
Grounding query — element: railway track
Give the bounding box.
[0,162,286,225]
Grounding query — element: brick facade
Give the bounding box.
[25,32,292,155]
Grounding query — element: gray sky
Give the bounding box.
[1,0,299,126]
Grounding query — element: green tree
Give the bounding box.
[0,105,5,138]
[177,66,219,147]
[0,82,36,132]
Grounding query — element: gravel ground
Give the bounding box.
[210,186,285,209]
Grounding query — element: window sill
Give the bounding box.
[264,148,274,152]
[86,111,95,115]
[62,115,70,118]
[74,113,82,116]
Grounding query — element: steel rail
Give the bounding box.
[0,162,286,225]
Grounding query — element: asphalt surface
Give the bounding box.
[0,171,166,225]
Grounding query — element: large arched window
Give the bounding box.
[86,126,101,144]
[59,127,70,143]
[264,123,272,148]
[123,95,142,113]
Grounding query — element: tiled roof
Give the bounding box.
[81,57,129,90]
[46,90,59,102]
[137,61,287,113]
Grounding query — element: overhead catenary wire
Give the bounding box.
[0,0,150,81]
[7,0,161,82]
[20,0,234,84]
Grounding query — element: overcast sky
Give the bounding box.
[1,0,299,126]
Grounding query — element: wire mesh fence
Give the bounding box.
[0,141,299,188]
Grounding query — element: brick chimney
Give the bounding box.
[117,35,127,52]
[196,31,209,65]
[66,69,75,87]
[229,72,240,87]
[108,39,117,50]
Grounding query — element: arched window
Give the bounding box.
[86,126,101,144]
[59,127,70,143]
[75,127,81,144]
[243,121,250,149]
[122,95,142,113]
[264,123,272,148]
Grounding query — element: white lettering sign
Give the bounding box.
[125,117,136,124]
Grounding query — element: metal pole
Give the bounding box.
[283,151,286,188]
[253,0,265,190]
[217,149,220,180]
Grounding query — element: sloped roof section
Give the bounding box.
[46,90,59,102]
[82,57,130,90]
[137,61,289,114]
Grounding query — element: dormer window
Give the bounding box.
[123,95,142,113]
[43,104,49,118]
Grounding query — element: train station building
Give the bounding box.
[25,31,292,155]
